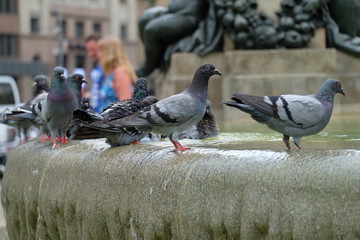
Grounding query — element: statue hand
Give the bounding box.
[301,0,320,12]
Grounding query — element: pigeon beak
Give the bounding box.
[339,89,345,95]
[33,82,37,86]
[214,69,222,76]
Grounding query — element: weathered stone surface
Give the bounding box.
[2,139,360,239]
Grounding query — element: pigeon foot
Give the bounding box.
[41,135,51,142]
[57,136,69,144]
[294,143,302,150]
[283,135,291,150]
[170,139,191,152]
[52,139,60,148]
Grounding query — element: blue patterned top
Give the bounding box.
[90,64,105,113]
[98,73,118,112]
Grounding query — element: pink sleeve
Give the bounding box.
[113,67,133,100]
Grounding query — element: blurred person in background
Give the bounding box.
[97,35,137,111]
[85,34,105,112]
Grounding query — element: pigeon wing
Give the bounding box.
[114,93,197,127]
[266,95,325,128]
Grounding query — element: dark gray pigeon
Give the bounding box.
[41,66,78,148]
[224,79,345,150]
[70,77,159,146]
[179,100,220,139]
[33,75,50,97]
[65,73,86,137]
[68,73,86,107]
[112,63,222,152]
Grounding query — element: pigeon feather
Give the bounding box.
[179,100,220,139]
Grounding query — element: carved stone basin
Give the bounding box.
[1,115,360,239]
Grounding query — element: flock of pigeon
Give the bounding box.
[0,63,345,152]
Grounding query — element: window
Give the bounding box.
[0,34,18,57]
[0,83,15,104]
[76,55,85,68]
[30,17,40,34]
[93,23,101,34]
[0,0,17,14]
[63,54,67,68]
[120,24,127,41]
[75,21,84,38]
[62,20,67,37]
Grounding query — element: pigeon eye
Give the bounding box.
[336,82,341,87]
[205,65,210,71]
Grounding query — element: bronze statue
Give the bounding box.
[136,0,223,77]
[303,0,360,57]
[137,0,360,77]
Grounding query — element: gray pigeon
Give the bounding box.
[1,75,50,141]
[224,79,345,150]
[112,63,222,152]
[41,66,78,148]
[179,100,220,139]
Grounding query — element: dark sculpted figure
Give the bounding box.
[136,0,223,77]
[302,0,360,57]
[137,0,208,77]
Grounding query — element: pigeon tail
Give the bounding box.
[73,109,103,123]
[224,101,271,124]
[71,126,107,140]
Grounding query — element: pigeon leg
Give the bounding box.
[62,136,69,144]
[283,135,291,150]
[41,135,51,142]
[56,136,64,143]
[131,140,141,144]
[52,139,60,148]
[293,137,302,150]
[170,139,190,152]
[57,136,69,144]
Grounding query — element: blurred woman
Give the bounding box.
[98,36,137,111]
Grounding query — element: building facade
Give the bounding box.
[0,0,156,101]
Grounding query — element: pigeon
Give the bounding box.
[33,75,50,97]
[1,75,50,141]
[224,79,345,150]
[68,73,86,107]
[65,73,86,137]
[71,77,159,146]
[41,66,79,148]
[111,63,222,152]
[179,100,220,139]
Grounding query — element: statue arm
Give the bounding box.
[324,7,360,57]
[302,0,331,12]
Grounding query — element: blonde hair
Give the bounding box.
[98,36,136,84]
